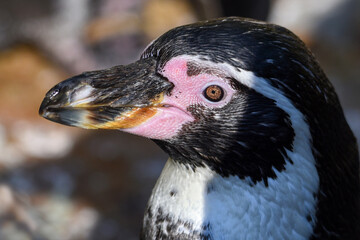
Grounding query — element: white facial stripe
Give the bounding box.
[212,56,319,236]
[146,55,319,239]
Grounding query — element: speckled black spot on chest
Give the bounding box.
[141,207,213,240]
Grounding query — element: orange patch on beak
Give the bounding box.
[95,107,158,129]
[81,93,164,130]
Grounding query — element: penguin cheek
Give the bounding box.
[122,106,194,140]
[161,57,236,110]
[164,78,235,111]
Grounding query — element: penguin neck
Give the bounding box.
[142,157,318,239]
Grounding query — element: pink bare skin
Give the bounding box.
[124,56,236,140]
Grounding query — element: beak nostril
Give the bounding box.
[49,88,60,100]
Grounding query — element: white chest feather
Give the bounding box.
[144,157,318,240]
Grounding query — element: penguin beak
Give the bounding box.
[39,58,174,129]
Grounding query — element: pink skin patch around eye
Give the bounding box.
[124,56,236,140]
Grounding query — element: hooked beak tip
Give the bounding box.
[39,57,174,129]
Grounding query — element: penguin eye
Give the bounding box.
[203,85,224,102]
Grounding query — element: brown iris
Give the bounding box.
[204,85,224,102]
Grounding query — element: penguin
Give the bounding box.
[39,17,360,239]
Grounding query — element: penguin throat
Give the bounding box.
[141,158,317,240]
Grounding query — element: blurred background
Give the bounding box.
[0,0,359,239]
